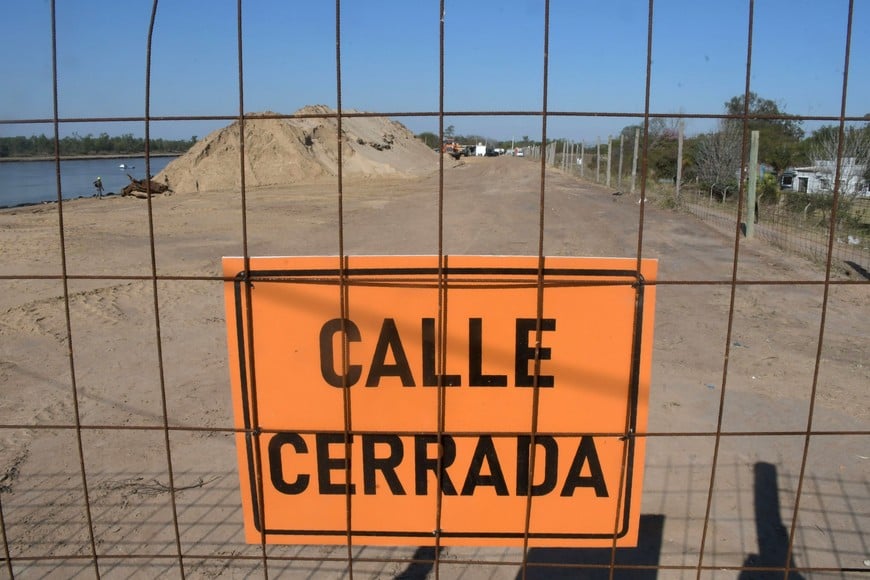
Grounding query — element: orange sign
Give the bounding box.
[223,255,657,547]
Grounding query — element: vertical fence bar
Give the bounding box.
[433,1,448,577]
[49,1,101,576]
[519,2,552,578]
[143,1,186,576]
[331,2,357,577]
[784,1,856,576]
[232,0,272,577]
[695,1,756,577]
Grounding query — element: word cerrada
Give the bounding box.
[268,433,609,498]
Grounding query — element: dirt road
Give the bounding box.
[0,156,866,578]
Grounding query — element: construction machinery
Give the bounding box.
[441,139,464,160]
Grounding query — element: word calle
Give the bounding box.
[319,317,557,388]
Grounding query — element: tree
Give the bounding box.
[694,121,742,190]
[693,93,802,190]
[724,92,803,177]
[725,93,802,137]
[417,132,439,149]
[444,125,455,140]
[617,117,686,181]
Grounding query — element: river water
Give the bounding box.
[0,156,177,208]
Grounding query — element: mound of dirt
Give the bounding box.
[156,105,438,194]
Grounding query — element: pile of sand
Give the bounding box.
[156,105,438,194]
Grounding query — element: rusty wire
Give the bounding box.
[1,0,867,578]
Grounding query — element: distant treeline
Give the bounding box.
[0,133,197,158]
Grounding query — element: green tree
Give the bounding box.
[417,131,439,149]
[724,92,803,177]
[0,132,197,157]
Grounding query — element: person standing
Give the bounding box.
[93,176,104,199]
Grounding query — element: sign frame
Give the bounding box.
[224,255,656,546]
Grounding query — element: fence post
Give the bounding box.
[580,141,585,179]
[596,138,601,183]
[606,136,612,188]
[562,139,568,171]
[574,141,578,176]
[676,120,683,199]
[631,128,639,194]
[747,130,759,238]
[567,141,573,174]
[571,141,576,175]
[618,133,624,189]
[566,140,571,172]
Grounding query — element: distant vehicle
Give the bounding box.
[485,147,499,157]
[515,149,524,157]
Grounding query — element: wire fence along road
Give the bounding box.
[683,197,870,277]
[532,150,870,278]
[1,1,868,579]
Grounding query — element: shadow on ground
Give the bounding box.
[520,515,665,579]
[739,462,806,580]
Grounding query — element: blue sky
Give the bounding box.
[1,0,867,143]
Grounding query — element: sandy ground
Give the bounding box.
[0,156,867,579]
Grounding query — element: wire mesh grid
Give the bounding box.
[0,0,868,578]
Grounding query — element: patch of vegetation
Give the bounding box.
[0,133,197,158]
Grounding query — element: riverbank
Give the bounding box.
[0,155,177,207]
[0,152,182,163]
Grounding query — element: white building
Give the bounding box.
[781,158,868,197]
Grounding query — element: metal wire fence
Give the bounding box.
[682,196,870,275]
[1,1,868,579]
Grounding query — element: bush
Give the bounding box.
[781,190,855,227]
[758,174,779,203]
